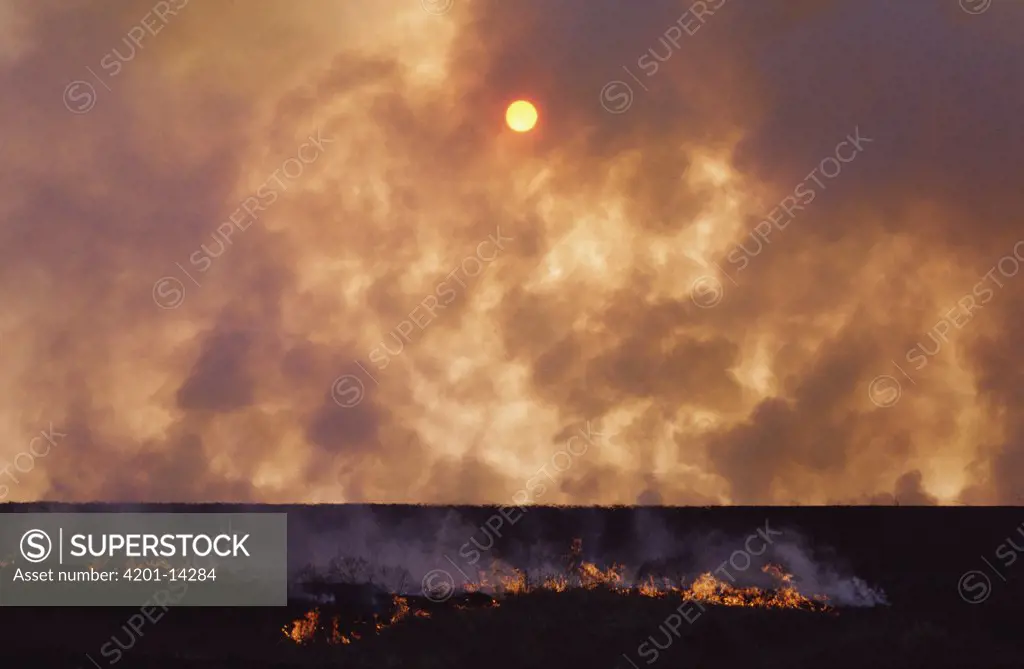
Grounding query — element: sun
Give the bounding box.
[505,100,538,133]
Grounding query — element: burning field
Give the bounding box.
[4,505,1024,668]
[282,539,835,649]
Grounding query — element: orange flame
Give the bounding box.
[629,564,831,611]
[329,617,350,645]
[282,593,435,647]
[579,561,625,589]
[542,575,569,592]
[283,542,834,647]
[282,608,320,644]
[390,595,410,624]
[500,568,528,595]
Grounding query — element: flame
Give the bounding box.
[637,576,663,598]
[282,608,320,644]
[542,574,569,592]
[330,617,350,645]
[629,565,831,611]
[282,593,432,647]
[283,541,837,648]
[465,570,493,593]
[579,561,625,589]
[390,595,410,624]
[500,568,528,595]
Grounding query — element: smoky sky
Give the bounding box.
[1,0,1022,504]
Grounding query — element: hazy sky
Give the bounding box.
[1,0,1022,505]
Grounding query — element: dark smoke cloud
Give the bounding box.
[0,0,1022,504]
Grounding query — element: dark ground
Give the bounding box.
[1,504,1023,668]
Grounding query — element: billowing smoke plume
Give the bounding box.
[1,0,1023,505]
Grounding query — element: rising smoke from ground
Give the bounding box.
[287,507,887,607]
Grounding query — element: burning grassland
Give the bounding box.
[282,593,438,646]
[282,540,835,647]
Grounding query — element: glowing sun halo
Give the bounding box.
[505,100,538,133]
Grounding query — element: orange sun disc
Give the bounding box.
[505,100,538,132]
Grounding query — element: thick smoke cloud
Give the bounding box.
[1,0,1022,504]
[286,506,887,607]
